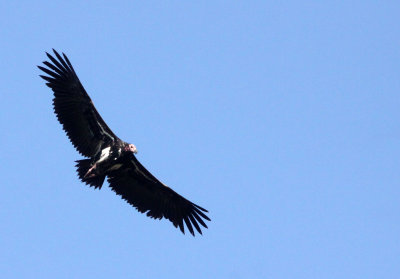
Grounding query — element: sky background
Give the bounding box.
[1,1,399,278]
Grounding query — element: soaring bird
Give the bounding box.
[38,49,210,236]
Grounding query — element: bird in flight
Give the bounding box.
[38,49,210,236]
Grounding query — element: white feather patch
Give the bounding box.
[97,147,111,163]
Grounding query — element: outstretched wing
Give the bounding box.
[38,49,119,157]
[107,154,211,236]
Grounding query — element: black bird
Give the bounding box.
[38,49,210,236]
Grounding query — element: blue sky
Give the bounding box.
[1,1,399,278]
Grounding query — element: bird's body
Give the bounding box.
[38,50,210,236]
[83,142,135,179]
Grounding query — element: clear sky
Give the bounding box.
[1,1,399,278]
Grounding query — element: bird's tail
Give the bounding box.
[75,159,105,189]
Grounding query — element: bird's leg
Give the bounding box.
[84,163,97,178]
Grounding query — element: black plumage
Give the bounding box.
[38,49,210,236]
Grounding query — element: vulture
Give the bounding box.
[38,49,210,236]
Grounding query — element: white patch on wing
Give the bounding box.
[97,147,111,163]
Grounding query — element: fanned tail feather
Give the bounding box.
[75,159,105,189]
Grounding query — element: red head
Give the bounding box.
[124,143,138,154]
